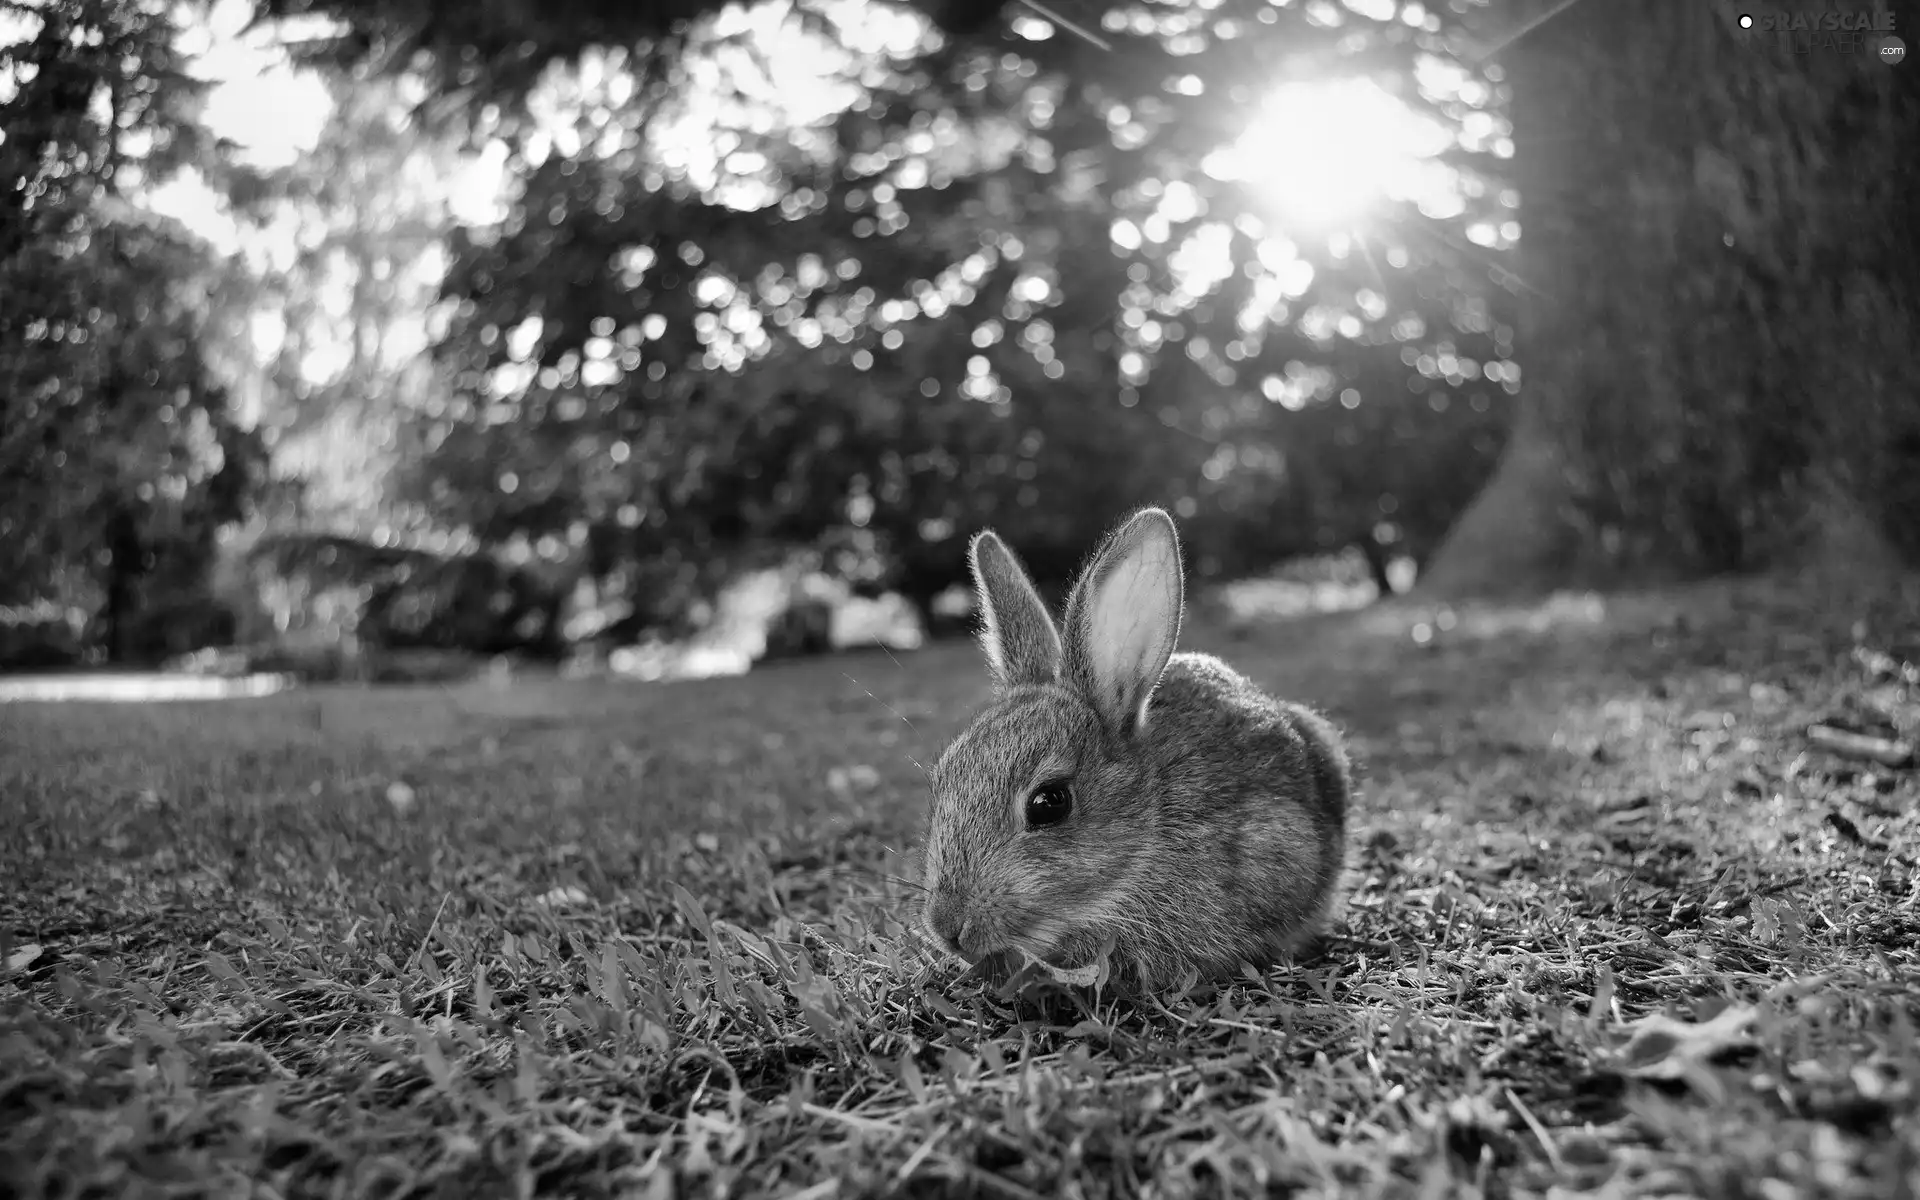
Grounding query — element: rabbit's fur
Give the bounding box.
[921,507,1349,993]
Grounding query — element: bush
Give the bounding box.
[0,604,86,672]
[760,598,835,661]
[244,532,568,661]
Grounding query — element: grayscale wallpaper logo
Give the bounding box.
[1738,10,1905,64]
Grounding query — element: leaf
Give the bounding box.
[897,1053,928,1103]
[1615,1004,1758,1101]
[709,949,742,1011]
[414,1024,454,1089]
[1620,1028,1683,1069]
[518,932,548,965]
[4,944,43,973]
[258,910,292,945]
[1588,961,1615,1022]
[798,999,840,1044]
[1808,724,1914,767]
[514,1036,543,1103]
[536,885,590,909]
[1823,811,1868,846]
[1024,946,1102,989]
[204,951,244,984]
[601,940,628,1022]
[671,883,714,940]
[978,1039,1008,1076]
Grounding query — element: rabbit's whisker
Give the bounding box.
[806,861,932,897]
[843,670,921,738]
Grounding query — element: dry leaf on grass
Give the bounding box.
[386,781,418,813]
[1615,1003,1758,1102]
[1806,724,1914,768]
[537,886,591,909]
[5,943,43,973]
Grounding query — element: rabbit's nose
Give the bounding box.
[927,889,969,954]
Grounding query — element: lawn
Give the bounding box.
[3,575,1918,1198]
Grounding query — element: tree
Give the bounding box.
[237,69,470,534]
[251,0,1523,636]
[0,0,267,664]
[1420,0,1920,596]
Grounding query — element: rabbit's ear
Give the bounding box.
[970,530,1063,690]
[1063,508,1183,736]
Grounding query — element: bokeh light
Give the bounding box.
[1204,76,1458,231]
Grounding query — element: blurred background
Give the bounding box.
[2,0,1915,690]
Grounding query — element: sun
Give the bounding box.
[1204,76,1456,232]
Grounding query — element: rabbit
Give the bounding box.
[920,506,1350,993]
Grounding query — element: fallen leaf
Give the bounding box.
[537,886,591,909]
[5,943,43,973]
[1045,961,1102,987]
[827,764,881,796]
[1750,898,1784,943]
[1596,793,1654,814]
[1824,811,1867,846]
[386,781,417,813]
[1615,1003,1757,1101]
[1807,724,1914,768]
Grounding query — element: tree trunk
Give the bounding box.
[1419,0,1918,599]
[102,502,144,664]
[1357,534,1397,597]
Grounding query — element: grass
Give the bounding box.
[3,574,1918,1199]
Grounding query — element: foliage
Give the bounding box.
[255,0,1521,625]
[246,530,570,657]
[255,0,1021,105]
[227,69,477,532]
[0,0,267,663]
[174,64,543,662]
[4,577,1918,1193]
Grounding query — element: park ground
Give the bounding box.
[2,573,1918,1198]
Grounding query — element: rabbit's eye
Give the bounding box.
[1024,781,1073,828]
